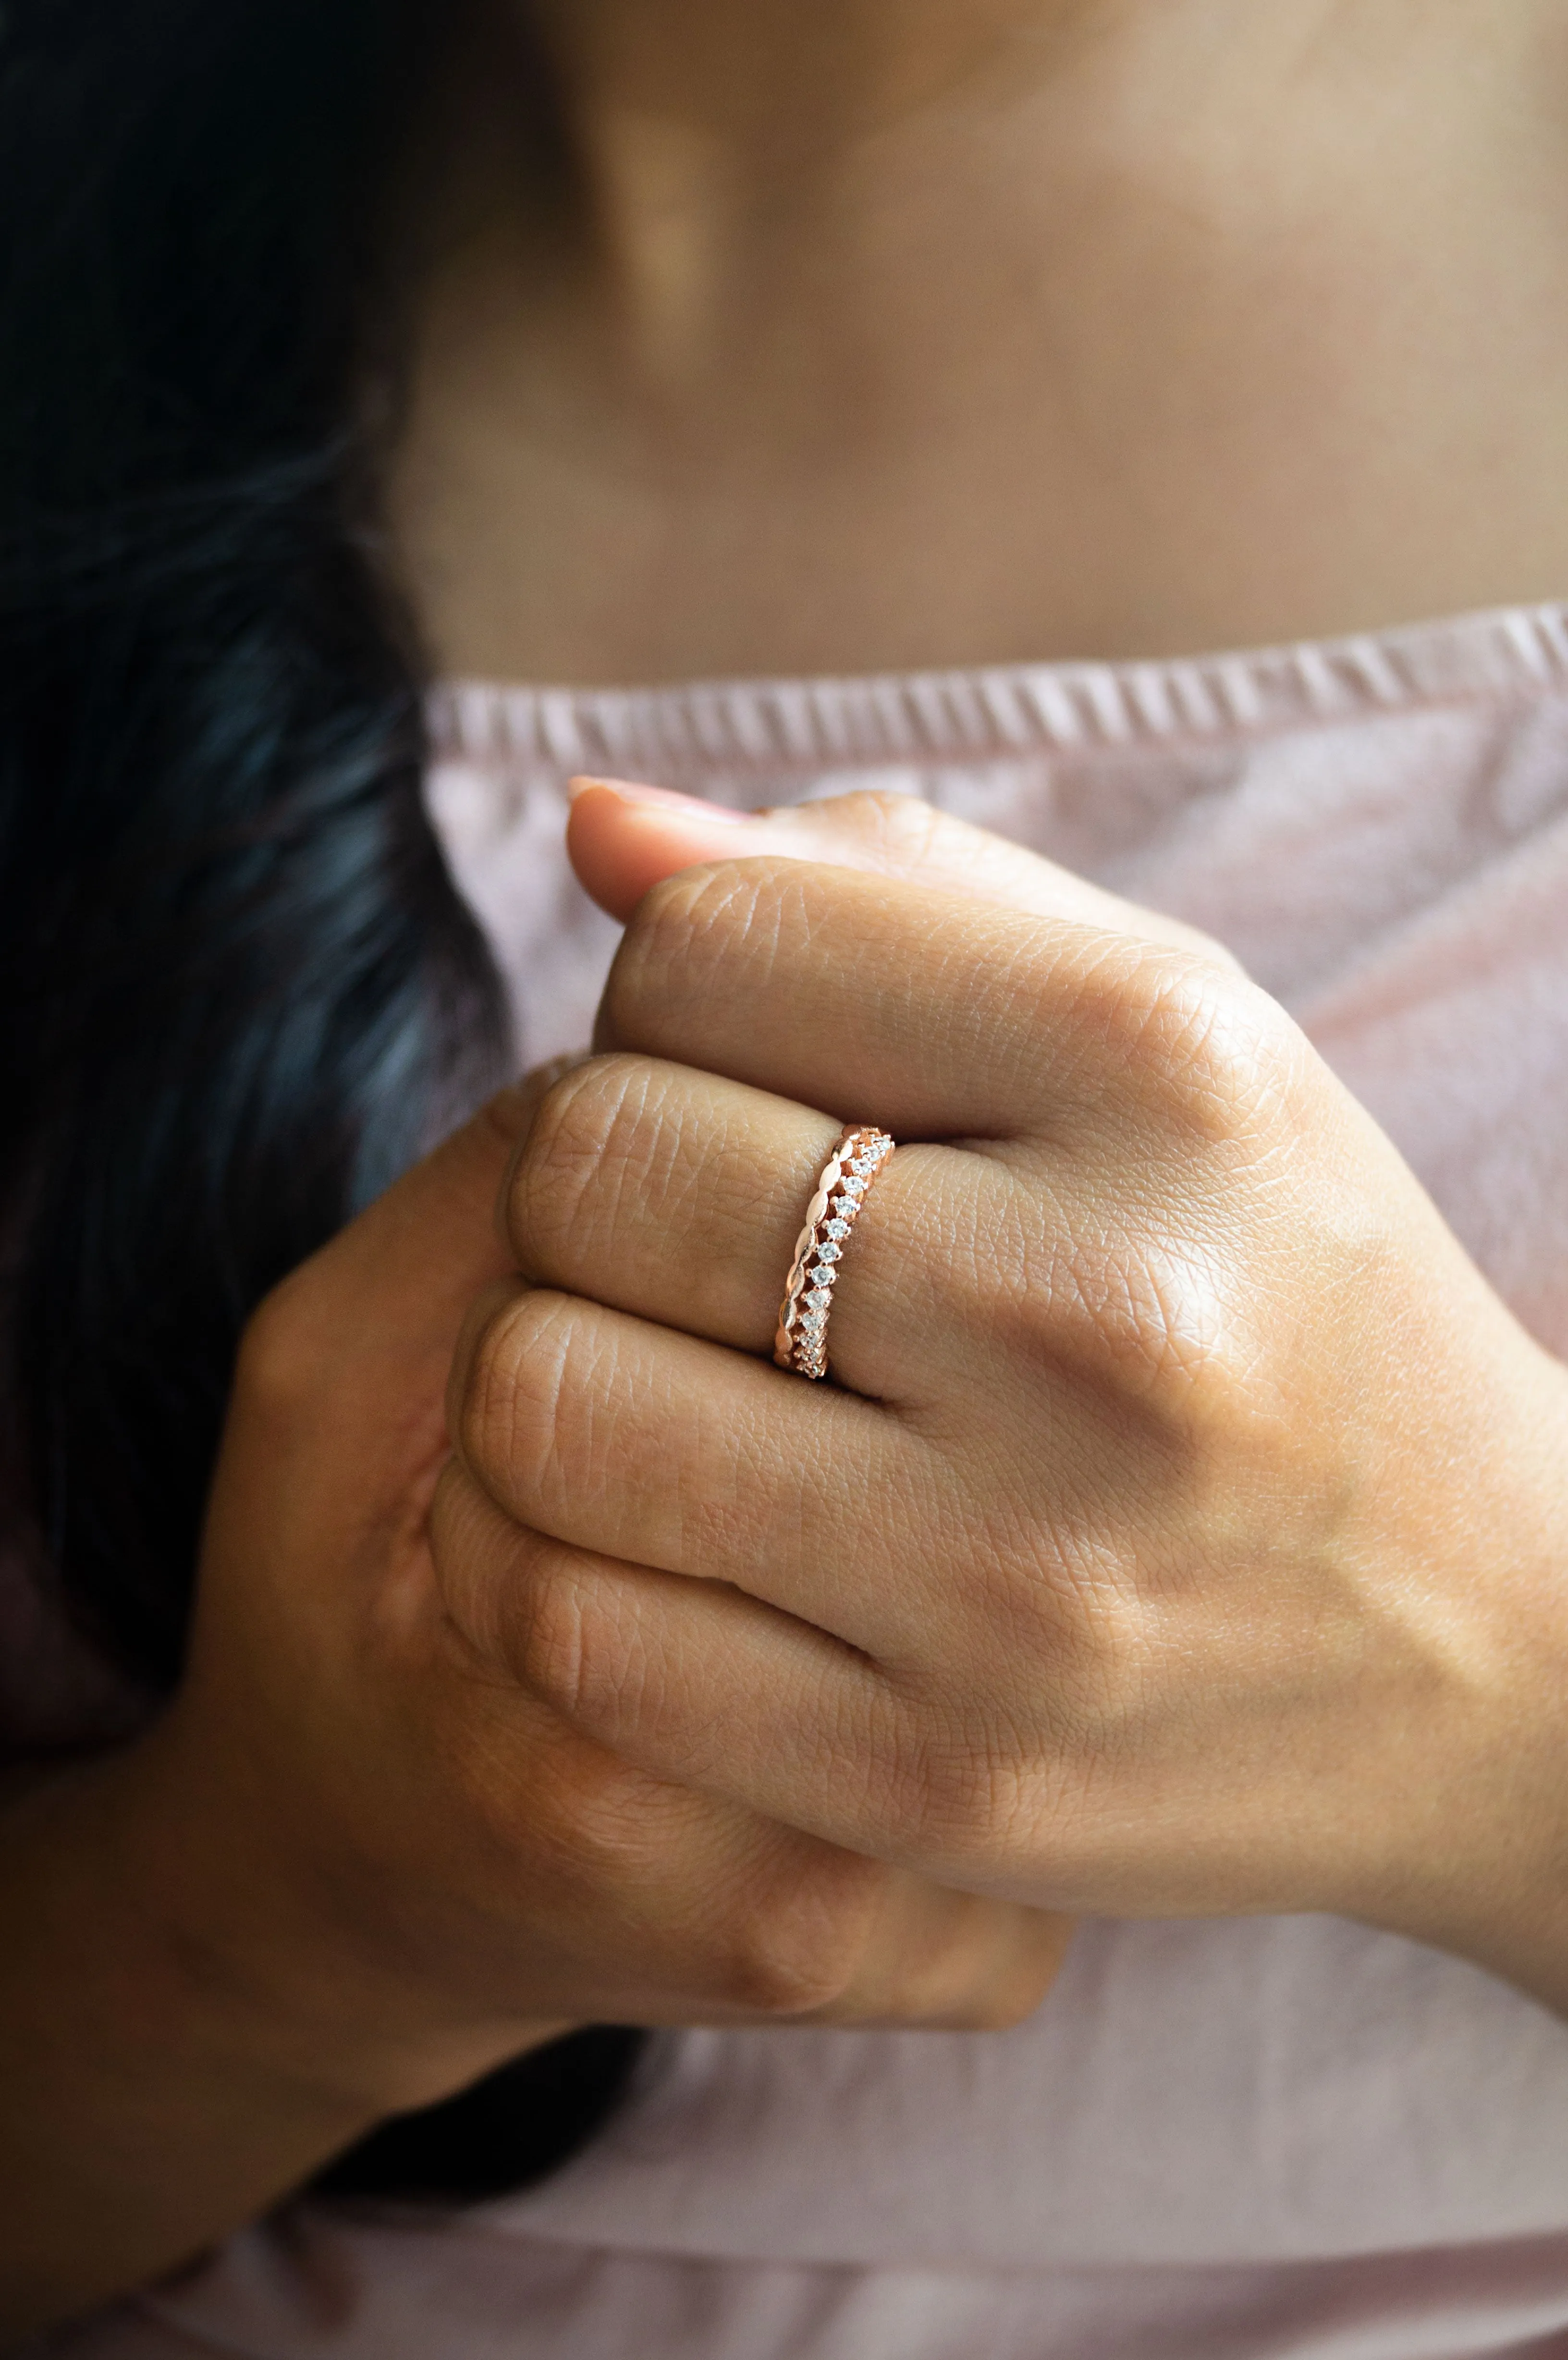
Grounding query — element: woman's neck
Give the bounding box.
[432,0,1337,381]
[392,0,1568,684]
[527,0,1079,149]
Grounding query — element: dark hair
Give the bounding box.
[0,0,643,2200]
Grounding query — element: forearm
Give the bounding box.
[0,1745,384,2336]
[0,1737,561,2340]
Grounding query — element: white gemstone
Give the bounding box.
[824,1217,851,1241]
[814,1241,841,1264]
[841,1175,867,1198]
[805,1290,831,1313]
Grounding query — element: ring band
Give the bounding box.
[774,1126,896,1380]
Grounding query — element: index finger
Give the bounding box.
[596,859,1252,1146]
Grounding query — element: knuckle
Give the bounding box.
[841,787,947,864]
[601,870,719,1038]
[717,1881,875,2019]
[882,1705,1072,1893]
[554,1769,676,1881]
[1057,1231,1238,1405]
[1063,943,1295,1148]
[721,1946,856,2020]
[955,1176,1237,1406]
[436,1633,680,1892]
[873,1915,1066,2034]
[431,1475,629,1748]
[509,1054,662,1276]
[507,1532,596,1718]
[515,1737,667,1886]
[507,1543,658,1759]
[919,1736,1018,1863]
[452,1288,583,1515]
[601,864,782,1047]
[1147,973,1295,1146]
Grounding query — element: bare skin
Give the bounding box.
[393,0,1568,683]
[11,0,1568,2337]
[497,787,1568,1998]
[0,1028,1072,2337]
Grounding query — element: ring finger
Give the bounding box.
[503,1051,1019,1404]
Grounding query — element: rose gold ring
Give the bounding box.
[773,1126,896,1381]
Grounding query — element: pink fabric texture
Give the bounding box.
[41,603,1568,2358]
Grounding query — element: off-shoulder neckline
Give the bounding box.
[429,600,1568,777]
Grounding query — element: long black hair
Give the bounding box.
[0,0,642,2202]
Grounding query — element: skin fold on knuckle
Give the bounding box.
[495,1530,602,1727]
[760,1674,967,1875]
[508,1052,669,1282]
[491,1731,708,1911]
[913,1718,1037,1879]
[485,1298,746,1582]
[863,1887,1066,2032]
[713,1853,893,2020]
[830,787,951,874]
[598,864,789,1056]
[912,1156,1241,1439]
[873,1623,1127,1901]
[451,1286,602,1533]
[1054,937,1301,1154]
[490,1536,702,1781]
[1044,1222,1243,1412]
[426,1456,547,1686]
[532,1060,772,1300]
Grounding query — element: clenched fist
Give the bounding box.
[441,781,1568,2015]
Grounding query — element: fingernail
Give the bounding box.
[567,774,755,822]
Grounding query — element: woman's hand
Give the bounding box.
[440,785,1568,2015]
[5,1032,1070,2336]
[564,770,1234,960]
[152,1082,1069,2087]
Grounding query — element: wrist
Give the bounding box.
[1368,1347,1568,2013]
[102,1714,566,2124]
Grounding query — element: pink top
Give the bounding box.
[46,602,1568,2359]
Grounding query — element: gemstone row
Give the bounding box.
[773,1124,896,1378]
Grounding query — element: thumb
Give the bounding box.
[565,777,1234,965]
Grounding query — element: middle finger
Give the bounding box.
[448,1282,946,1655]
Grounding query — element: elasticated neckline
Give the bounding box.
[429,599,1568,778]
